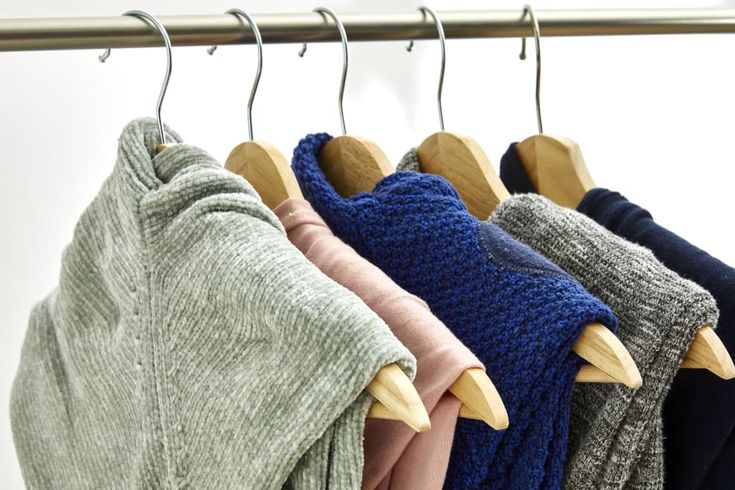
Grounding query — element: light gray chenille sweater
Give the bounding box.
[11,118,415,489]
[397,151,719,489]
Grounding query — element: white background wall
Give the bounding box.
[2,0,735,486]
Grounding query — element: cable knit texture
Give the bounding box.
[488,193,719,490]
[275,198,484,490]
[293,134,617,490]
[578,188,735,490]
[10,119,416,490]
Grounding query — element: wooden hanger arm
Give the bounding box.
[515,134,596,209]
[575,365,617,383]
[155,143,175,154]
[680,326,735,379]
[448,368,509,429]
[319,135,393,197]
[366,363,431,432]
[417,132,509,220]
[572,323,643,388]
[225,140,303,209]
[575,325,735,382]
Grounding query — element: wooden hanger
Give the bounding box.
[308,7,509,429]
[226,145,437,432]
[515,142,735,381]
[404,8,643,388]
[412,137,644,387]
[512,6,734,381]
[212,9,432,432]
[100,10,176,156]
[514,134,594,208]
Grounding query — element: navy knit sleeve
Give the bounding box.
[499,143,538,195]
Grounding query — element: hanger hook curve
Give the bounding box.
[207,9,263,141]
[519,5,543,134]
[406,7,446,131]
[298,7,349,136]
[98,10,172,146]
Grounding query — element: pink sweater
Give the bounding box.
[275,198,484,489]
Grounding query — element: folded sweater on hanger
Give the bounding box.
[577,188,735,490]
[10,118,416,490]
[275,197,484,490]
[292,133,617,490]
[402,146,719,489]
[501,144,735,489]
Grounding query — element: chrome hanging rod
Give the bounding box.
[1,9,735,52]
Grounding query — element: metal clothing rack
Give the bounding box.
[1,9,735,52]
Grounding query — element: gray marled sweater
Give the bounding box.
[11,119,415,489]
[398,150,719,489]
[489,194,717,489]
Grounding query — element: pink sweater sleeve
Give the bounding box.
[275,199,484,490]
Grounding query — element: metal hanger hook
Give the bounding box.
[98,10,172,146]
[519,5,543,134]
[406,7,446,131]
[207,9,263,141]
[298,7,349,135]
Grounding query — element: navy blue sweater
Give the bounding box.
[291,133,617,489]
[500,143,735,490]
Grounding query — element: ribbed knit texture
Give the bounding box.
[275,198,484,490]
[293,133,617,490]
[10,119,416,490]
[488,193,719,489]
[578,188,735,490]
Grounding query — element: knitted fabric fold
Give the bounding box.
[275,198,484,490]
[293,133,617,490]
[488,193,719,489]
[497,142,536,195]
[10,118,416,490]
[578,188,735,490]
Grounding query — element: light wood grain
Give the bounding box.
[448,367,509,429]
[225,140,303,209]
[318,135,393,197]
[417,132,509,220]
[367,363,431,432]
[680,326,735,379]
[515,134,595,209]
[572,323,643,388]
[370,363,623,423]
[575,365,618,383]
[155,143,176,154]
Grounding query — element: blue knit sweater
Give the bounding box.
[291,133,617,489]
